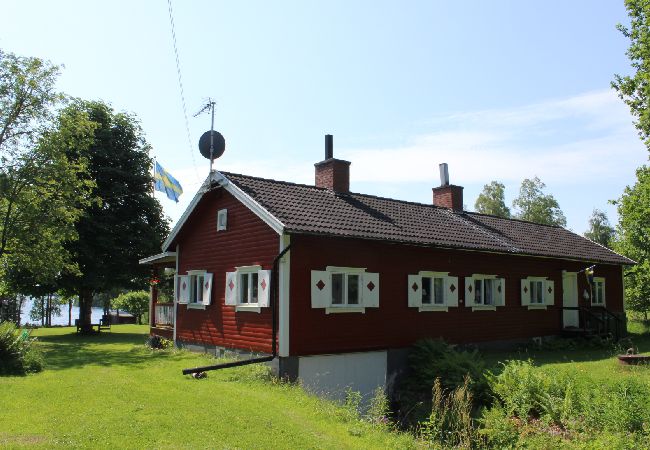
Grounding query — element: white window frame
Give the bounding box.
[470,274,498,310]
[187,270,207,309]
[217,208,227,231]
[235,265,262,312]
[521,276,554,310]
[591,277,606,306]
[310,266,380,314]
[408,271,458,312]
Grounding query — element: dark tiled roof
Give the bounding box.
[222,172,633,265]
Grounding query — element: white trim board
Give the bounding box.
[162,171,285,252]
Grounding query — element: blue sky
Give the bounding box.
[2,1,647,233]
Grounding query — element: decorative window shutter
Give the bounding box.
[494,278,505,306]
[464,277,474,307]
[201,273,213,306]
[178,275,189,304]
[224,271,237,306]
[361,272,380,307]
[521,279,530,306]
[174,275,179,305]
[445,276,459,307]
[311,270,330,308]
[407,275,421,307]
[257,270,272,307]
[544,280,555,306]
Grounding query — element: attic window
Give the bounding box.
[217,209,227,231]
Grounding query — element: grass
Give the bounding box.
[0,325,417,449]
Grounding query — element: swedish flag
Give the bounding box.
[154,162,183,203]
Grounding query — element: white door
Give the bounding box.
[562,272,579,328]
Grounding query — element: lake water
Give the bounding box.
[20,297,105,326]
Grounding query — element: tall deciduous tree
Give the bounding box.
[59,100,168,332]
[613,0,650,149]
[584,209,615,248]
[474,181,510,218]
[0,50,96,292]
[512,177,566,227]
[612,166,650,320]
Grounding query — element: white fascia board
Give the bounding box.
[139,251,177,265]
[161,171,284,251]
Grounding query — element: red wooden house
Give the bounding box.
[141,136,632,398]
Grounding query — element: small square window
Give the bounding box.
[217,209,227,231]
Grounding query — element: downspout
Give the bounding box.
[182,244,291,375]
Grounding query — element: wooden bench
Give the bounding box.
[75,318,110,333]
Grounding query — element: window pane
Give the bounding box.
[433,278,445,305]
[241,273,249,303]
[251,273,259,303]
[197,275,204,303]
[421,277,432,304]
[474,279,482,304]
[332,273,343,304]
[190,275,197,303]
[484,279,494,305]
[347,274,359,304]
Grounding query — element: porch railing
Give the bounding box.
[154,303,174,327]
[561,306,623,340]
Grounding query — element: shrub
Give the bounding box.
[398,339,488,425]
[145,335,174,350]
[366,386,391,427]
[0,321,44,375]
[419,376,479,448]
[113,291,149,324]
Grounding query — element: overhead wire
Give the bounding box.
[167,0,200,181]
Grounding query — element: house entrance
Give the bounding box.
[562,272,579,328]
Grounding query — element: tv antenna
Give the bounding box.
[194,98,225,172]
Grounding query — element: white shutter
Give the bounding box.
[407,275,421,307]
[178,275,189,304]
[202,273,213,306]
[494,278,505,306]
[521,279,530,306]
[545,280,555,306]
[174,275,179,304]
[362,272,380,308]
[258,269,272,307]
[445,276,459,307]
[225,271,237,306]
[311,270,330,308]
[464,277,474,307]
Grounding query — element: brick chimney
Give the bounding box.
[432,163,463,211]
[315,134,351,193]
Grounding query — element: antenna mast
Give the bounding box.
[194,99,217,172]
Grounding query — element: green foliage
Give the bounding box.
[0,50,96,290]
[512,177,567,226]
[0,321,43,374]
[419,376,478,449]
[366,386,391,427]
[613,0,650,150]
[57,100,169,328]
[145,334,174,350]
[399,339,488,425]
[474,181,511,218]
[584,208,615,248]
[113,290,149,324]
[612,166,650,319]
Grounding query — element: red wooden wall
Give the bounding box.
[173,188,278,353]
[289,234,624,356]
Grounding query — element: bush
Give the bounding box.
[113,290,149,324]
[145,335,174,350]
[398,339,489,425]
[0,321,44,375]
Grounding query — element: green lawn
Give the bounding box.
[0,325,417,449]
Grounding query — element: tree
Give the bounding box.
[584,209,615,248]
[512,177,567,226]
[613,1,650,150]
[611,166,650,320]
[474,181,510,218]
[112,291,149,324]
[59,100,168,333]
[0,50,96,289]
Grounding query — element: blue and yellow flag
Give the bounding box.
[154,162,183,203]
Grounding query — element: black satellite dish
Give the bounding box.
[198,130,225,160]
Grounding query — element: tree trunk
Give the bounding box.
[77,289,94,334]
[40,297,44,327]
[68,298,72,327]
